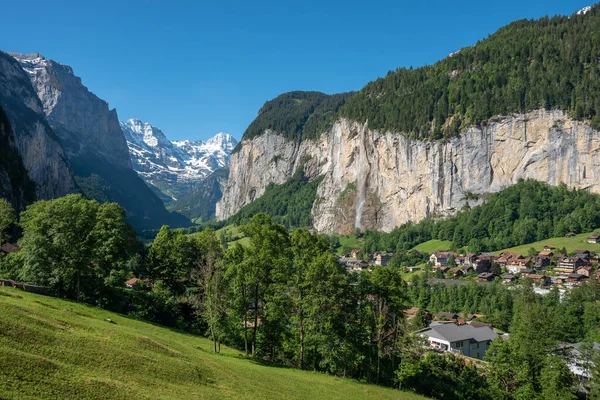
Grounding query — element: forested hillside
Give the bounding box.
[362,179,600,254]
[240,6,600,143]
[227,171,322,229]
[340,5,600,139]
[238,91,352,144]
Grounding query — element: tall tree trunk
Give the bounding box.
[299,309,304,368]
[252,283,259,355]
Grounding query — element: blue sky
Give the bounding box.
[0,0,592,141]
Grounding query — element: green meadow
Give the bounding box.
[0,287,423,400]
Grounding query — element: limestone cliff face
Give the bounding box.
[11,53,131,169]
[0,51,78,200]
[218,109,600,234]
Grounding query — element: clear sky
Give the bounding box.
[0,0,592,141]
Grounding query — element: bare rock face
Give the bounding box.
[10,53,131,169]
[218,109,600,234]
[0,51,78,200]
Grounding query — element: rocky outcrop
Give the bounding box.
[0,105,35,211]
[0,51,78,200]
[9,52,189,230]
[11,53,131,169]
[218,109,600,234]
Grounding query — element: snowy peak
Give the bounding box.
[577,6,592,15]
[206,132,237,151]
[120,119,237,202]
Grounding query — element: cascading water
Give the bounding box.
[354,121,368,230]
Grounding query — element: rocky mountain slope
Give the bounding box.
[120,119,237,202]
[0,105,35,211]
[218,109,599,234]
[218,5,600,234]
[0,51,78,201]
[167,168,230,222]
[10,53,188,230]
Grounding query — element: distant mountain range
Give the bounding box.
[120,119,237,204]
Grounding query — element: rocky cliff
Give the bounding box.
[218,109,600,234]
[0,105,35,211]
[10,53,189,230]
[0,51,78,201]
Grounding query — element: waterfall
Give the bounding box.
[355,121,368,230]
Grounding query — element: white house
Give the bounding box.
[419,323,498,360]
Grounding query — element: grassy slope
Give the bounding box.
[495,231,600,255]
[0,288,422,400]
[411,240,453,253]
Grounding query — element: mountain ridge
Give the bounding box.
[120,118,237,203]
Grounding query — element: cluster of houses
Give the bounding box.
[429,246,600,288]
[340,249,392,272]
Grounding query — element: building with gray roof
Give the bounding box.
[419,323,498,359]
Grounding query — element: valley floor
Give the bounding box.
[0,287,423,400]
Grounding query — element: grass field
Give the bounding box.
[0,288,423,400]
[334,235,363,255]
[495,230,600,255]
[411,240,453,253]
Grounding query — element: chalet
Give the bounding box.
[532,255,551,269]
[502,273,517,283]
[567,273,588,285]
[573,250,591,259]
[551,275,569,285]
[430,251,456,267]
[125,277,141,288]
[576,266,593,277]
[596,270,600,280]
[528,274,551,286]
[435,312,458,321]
[375,253,392,266]
[0,243,19,254]
[433,265,450,273]
[538,251,553,257]
[556,257,587,273]
[403,307,432,321]
[405,266,421,273]
[587,233,600,244]
[543,245,556,252]
[419,323,498,359]
[507,258,530,274]
[521,268,535,277]
[448,267,463,278]
[350,248,361,259]
[495,256,509,267]
[478,273,497,282]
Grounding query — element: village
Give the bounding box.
[337,234,600,384]
[339,231,600,290]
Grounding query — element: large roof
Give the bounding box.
[422,323,498,343]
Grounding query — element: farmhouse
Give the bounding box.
[375,253,392,266]
[587,233,600,244]
[429,251,456,267]
[419,323,498,360]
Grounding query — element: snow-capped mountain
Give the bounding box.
[120,119,237,202]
